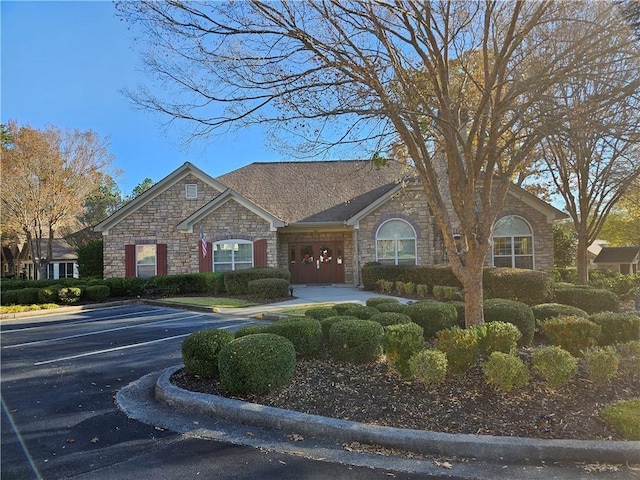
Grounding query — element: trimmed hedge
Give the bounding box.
[405,301,459,339]
[152,272,225,295]
[375,302,408,314]
[483,298,535,346]
[343,305,380,320]
[333,303,362,315]
[531,303,588,321]
[532,346,578,389]
[247,278,289,299]
[1,289,19,305]
[320,316,358,340]
[482,352,530,393]
[538,316,602,357]
[305,307,339,320]
[58,287,82,305]
[38,284,63,303]
[483,268,553,305]
[85,285,110,302]
[382,322,424,378]
[17,288,43,305]
[370,312,412,327]
[409,349,448,386]
[553,286,619,314]
[101,277,147,297]
[225,267,290,295]
[268,317,323,358]
[366,297,398,307]
[218,333,296,395]
[588,312,640,346]
[435,326,481,375]
[361,264,460,291]
[477,321,522,357]
[182,328,234,378]
[234,324,271,338]
[328,319,384,364]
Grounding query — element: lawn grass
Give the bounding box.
[271,302,338,316]
[601,398,640,440]
[161,297,260,308]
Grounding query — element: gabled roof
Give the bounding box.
[216,160,408,224]
[94,162,226,233]
[18,238,78,261]
[176,189,286,232]
[593,246,640,263]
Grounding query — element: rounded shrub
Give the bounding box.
[225,267,290,295]
[17,287,41,305]
[333,303,363,315]
[616,341,640,379]
[482,352,530,393]
[304,307,338,320]
[247,278,289,300]
[532,346,578,389]
[38,284,63,303]
[218,333,296,395]
[409,349,448,386]
[328,319,384,364]
[366,297,399,307]
[234,324,271,338]
[483,268,553,305]
[320,315,358,340]
[268,317,323,358]
[483,298,535,346]
[1,289,19,305]
[182,328,234,378]
[85,285,110,302]
[370,312,412,327]
[553,286,619,314]
[582,346,619,384]
[435,326,481,375]
[448,301,466,327]
[531,303,588,321]
[538,316,601,357]
[58,287,82,305]
[343,305,380,320]
[589,312,640,346]
[405,301,458,339]
[375,302,408,314]
[382,322,424,378]
[478,321,522,357]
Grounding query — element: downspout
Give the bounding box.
[353,225,360,287]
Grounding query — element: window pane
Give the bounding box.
[234,262,252,270]
[137,265,156,278]
[213,244,232,263]
[494,216,531,236]
[48,264,54,279]
[514,237,532,255]
[136,245,156,265]
[377,240,395,260]
[397,239,416,263]
[494,257,513,268]
[514,256,533,269]
[493,238,512,256]
[378,219,414,239]
[214,263,233,272]
[236,243,252,262]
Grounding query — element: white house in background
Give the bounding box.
[17,238,79,280]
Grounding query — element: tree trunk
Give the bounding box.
[460,259,485,328]
[576,233,589,285]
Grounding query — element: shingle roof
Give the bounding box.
[216,160,409,223]
[593,246,640,263]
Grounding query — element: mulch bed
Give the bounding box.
[171,348,639,441]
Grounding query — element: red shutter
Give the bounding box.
[253,239,268,267]
[199,241,212,272]
[125,244,136,277]
[157,244,167,276]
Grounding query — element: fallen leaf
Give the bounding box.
[90,437,99,444]
[434,460,453,469]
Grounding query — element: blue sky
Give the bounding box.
[1,0,284,196]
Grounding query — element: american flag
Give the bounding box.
[200,227,207,257]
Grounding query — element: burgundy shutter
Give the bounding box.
[157,244,167,276]
[125,244,136,278]
[253,239,268,267]
[199,241,212,272]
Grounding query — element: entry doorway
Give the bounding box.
[289,242,345,284]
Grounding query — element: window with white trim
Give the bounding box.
[136,244,157,278]
[185,184,198,199]
[213,240,253,272]
[492,215,534,269]
[375,219,417,266]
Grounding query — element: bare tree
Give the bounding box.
[117,0,635,325]
[1,121,114,279]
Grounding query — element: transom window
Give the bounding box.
[136,244,157,278]
[492,215,534,269]
[376,219,417,266]
[213,240,253,272]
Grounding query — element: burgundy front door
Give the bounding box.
[289,242,344,284]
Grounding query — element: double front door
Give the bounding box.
[289,242,345,284]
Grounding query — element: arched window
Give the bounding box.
[376,219,417,266]
[213,240,253,272]
[492,216,534,269]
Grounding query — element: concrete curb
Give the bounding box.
[155,365,640,465]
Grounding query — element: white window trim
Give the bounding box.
[491,215,535,269]
[375,219,418,266]
[185,184,198,200]
[212,239,254,272]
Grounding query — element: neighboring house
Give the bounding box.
[593,246,640,275]
[1,244,19,278]
[95,161,567,285]
[588,239,609,269]
[16,238,79,280]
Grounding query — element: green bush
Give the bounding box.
[553,286,619,314]
[616,341,640,379]
[483,298,535,346]
[602,399,640,440]
[531,303,589,321]
[38,284,63,303]
[409,349,448,386]
[538,316,602,357]
[375,302,407,314]
[328,319,384,364]
[366,297,398,307]
[396,281,416,295]
[405,301,458,339]
[320,316,358,340]
[247,278,290,300]
[432,285,461,302]
[57,287,82,305]
[343,305,380,320]
[448,301,466,327]
[268,317,323,358]
[478,321,521,357]
[588,312,640,346]
[304,307,339,320]
[416,284,429,298]
[483,268,554,305]
[101,277,147,297]
[16,288,41,305]
[375,279,394,294]
[85,285,110,302]
[182,328,234,378]
[482,352,530,393]
[218,334,296,395]
[361,264,461,292]
[435,326,481,375]
[532,346,578,389]
[225,267,290,295]
[1,290,18,305]
[370,312,412,327]
[333,303,362,315]
[234,324,271,338]
[590,270,640,299]
[382,322,424,378]
[582,346,619,384]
